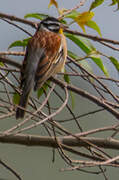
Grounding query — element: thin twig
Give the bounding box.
[0,159,22,180]
[0,51,25,56]
[58,0,87,20]
[14,86,69,134]
[1,18,33,36]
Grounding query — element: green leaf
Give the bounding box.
[88,51,109,76]
[64,73,70,83]
[110,0,117,5]
[70,91,75,109]
[87,20,102,36]
[66,33,109,76]
[68,50,93,74]
[109,56,119,72]
[59,19,67,24]
[63,70,75,109]
[90,0,104,11]
[37,88,44,99]
[24,13,48,20]
[64,10,80,19]
[92,57,109,76]
[0,62,4,66]
[13,93,20,105]
[66,33,91,54]
[8,38,30,49]
[37,80,50,98]
[110,0,119,10]
[68,50,78,59]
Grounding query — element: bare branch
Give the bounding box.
[0,56,21,69]
[0,159,22,180]
[65,29,119,45]
[0,12,36,28]
[0,133,119,151]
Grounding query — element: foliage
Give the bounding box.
[90,0,119,10]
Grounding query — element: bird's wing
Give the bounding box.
[20,37,45,93]
[34,30,62,90]
[16,33,45,119]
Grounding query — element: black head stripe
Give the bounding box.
[43,16,59,23]
[39,16,60,33]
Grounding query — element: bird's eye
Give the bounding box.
[48,24,60,32]
[42,21,60,32]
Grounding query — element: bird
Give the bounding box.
[16,16,67,119]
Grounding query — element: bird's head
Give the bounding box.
[38,16,65,34]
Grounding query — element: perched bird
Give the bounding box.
[16,16,67,119]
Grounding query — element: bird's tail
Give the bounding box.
[16,88,31,119]
[16,72,34,119]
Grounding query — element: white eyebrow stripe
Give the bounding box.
[43,21,60,26]
[48,25,59,30]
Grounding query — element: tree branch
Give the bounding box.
[1,12,119,46]
[0,56,21,69]
[1,56,119,119]
[52,77,119,119]
[65,29,119,45]
[0,12,36,28]
[1,133,119,150]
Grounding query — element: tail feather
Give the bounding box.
[16,89,31,119]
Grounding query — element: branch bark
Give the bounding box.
[0,133,119,150]
[0,12,36,28]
